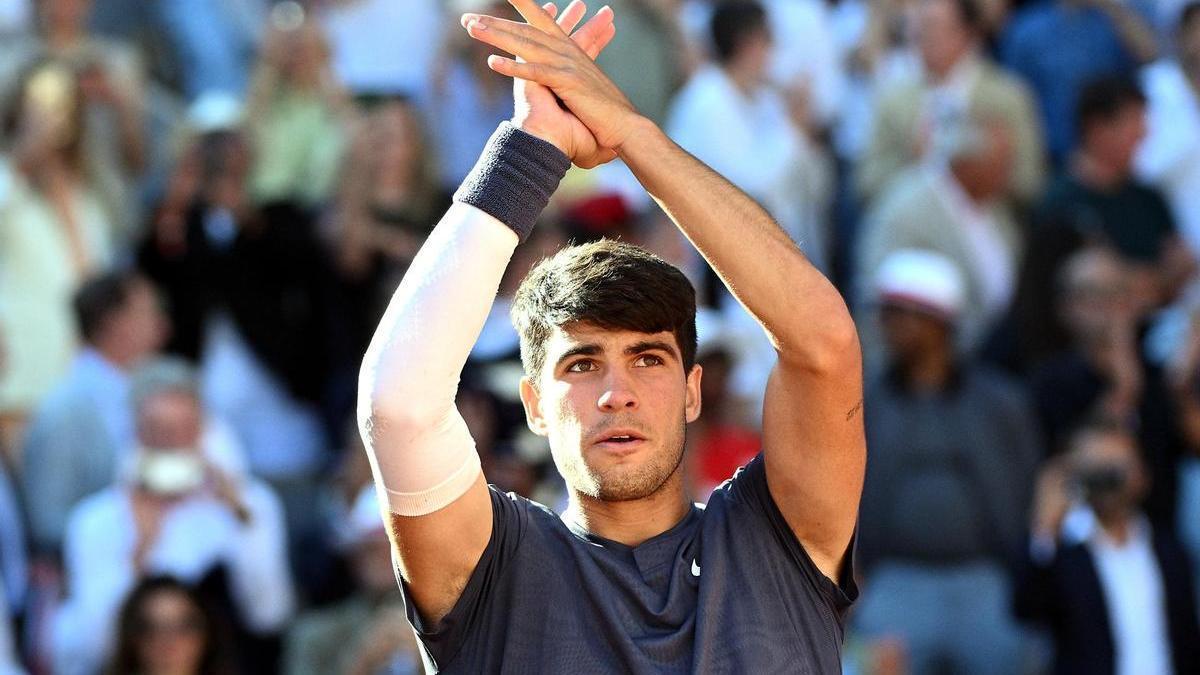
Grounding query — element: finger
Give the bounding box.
[542,2,558,18]
[581,21,616,60]
[507,0,563,33]
[465,16,563,61]
[556,0,588,34]
[568,5,613,57]
[488,55,562,87]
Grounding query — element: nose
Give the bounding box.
[597,371,639,412]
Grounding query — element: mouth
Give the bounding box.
[591,429,648,455]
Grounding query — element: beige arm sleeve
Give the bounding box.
[357,203,518,515]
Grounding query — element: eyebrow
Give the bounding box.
[624,340,679,360]
[553,339,679,370]
[554,344,602,369]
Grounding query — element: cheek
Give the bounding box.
[544,386,587,438]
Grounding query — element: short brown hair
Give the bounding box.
[511,239,698,380]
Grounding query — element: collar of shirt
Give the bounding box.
[922,53,982,127]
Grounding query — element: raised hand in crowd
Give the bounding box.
[1030,455,1075,542]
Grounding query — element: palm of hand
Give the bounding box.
[514,79,615,169]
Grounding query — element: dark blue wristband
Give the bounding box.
[453,122,571,242]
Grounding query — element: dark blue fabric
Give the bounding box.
[453,122,571,242]
[1001,3,1139,162]
[403,453,857,673]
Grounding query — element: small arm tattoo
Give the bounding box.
[845,398,863,421]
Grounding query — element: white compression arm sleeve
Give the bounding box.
[357,202,519,515]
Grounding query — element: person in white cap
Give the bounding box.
[852,248,1041,675]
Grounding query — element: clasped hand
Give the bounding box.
[461,0,641,169]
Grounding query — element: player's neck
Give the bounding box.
[566,471,692,548]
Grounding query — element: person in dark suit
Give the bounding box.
[1015,422,1200,675]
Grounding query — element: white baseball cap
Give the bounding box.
[873,249,966,322]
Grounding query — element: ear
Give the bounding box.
[519,376,549,437]
[684,364,703,424]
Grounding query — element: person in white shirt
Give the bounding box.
[667,0,832,270]
[1017,423,1200,675]
[1136,2,1200,260]
[22,271,168,556]
[52,358,294,675]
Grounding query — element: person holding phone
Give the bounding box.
[51,359,294,675]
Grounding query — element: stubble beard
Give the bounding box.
[555,416,687,503]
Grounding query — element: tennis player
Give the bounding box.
[358,2,864,671]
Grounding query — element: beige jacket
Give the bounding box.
[856,57,1046,206]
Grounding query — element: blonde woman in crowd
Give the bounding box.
[0,61,114,460]
[244,3,350,208]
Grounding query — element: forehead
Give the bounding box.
[544,323,678,357]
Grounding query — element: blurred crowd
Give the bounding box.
[0,0,1198,673]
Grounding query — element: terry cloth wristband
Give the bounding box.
[453,122,572,242]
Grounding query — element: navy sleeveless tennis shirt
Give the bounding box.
[401,453,858,673]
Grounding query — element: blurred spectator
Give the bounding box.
[856,115,1021,363]
[833,0,922,165]
[1029,247,1187,528]
[595,0,686,126]
[22,271,168,556]
[425,0,517,190]
[139,129,340,482]
[245,6,349,207]
[0,0,149,246]
[666,0,833,269]
[154,0,262,100]
[0,61,115,453]
[1002,0,1158,163]
[283,486,419,675]
[1163,288,1200,606]
[763,0,846,132]
[853,250,1038,675]
[53,358,294,674]
[333,98,448,356]
[1015,424,1200,675]
[317,0,443,99]
[684,344,760,497]
[1038,76,1193,306]
[1135,2,1200,260]
[856,0,1044,206]
[106,575,235,675]
[679,0,845,130]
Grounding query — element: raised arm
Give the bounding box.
[463,1,864,581]
[358,1,615,625]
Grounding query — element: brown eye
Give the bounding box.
[567,360,596,373]
[635,355,664,367]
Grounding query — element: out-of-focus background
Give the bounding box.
[0,0,1197,673]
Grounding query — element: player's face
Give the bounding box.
[520,324,702,502]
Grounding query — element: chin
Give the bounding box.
[590,448,685,502]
